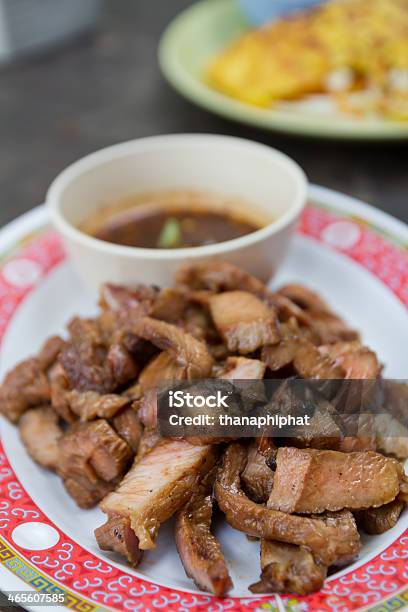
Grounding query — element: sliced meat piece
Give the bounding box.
[319,342,381,379]
[100,283,158,315]
[355,499,405,535]
[99,440,217,550]
[307,312,359,344]
[60,318,138,394]
[58,420,132,508]
[138,388,158,429]
[67,390,130,421]
[0,356,50,423]
[132,317,213,379]
[176,261,267,296]
[139,351,187,389]
[249,540,327,595]
[261,318,303,372]
[268,293,312,326]
[19,406,62,470]
[150,288,187,322]
[175,478,232,597]
[268,447,402,514]
[209,291,280,354]
[49,363,76,423]
[95,516,143,566]
[37,336,66,369]
[278,285,332,314]
[64,475,114,508]
[136,427,161,460]
[60,317,108,393]
[241,439,276,503]
[217,356,266,380]
[214,444,360,566]
[104,343,139,388]
[112,408,143,452]
[293,343,344,379]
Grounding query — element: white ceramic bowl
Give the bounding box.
[46,134,307,291]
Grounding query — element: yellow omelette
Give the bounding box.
[208,0,408,120]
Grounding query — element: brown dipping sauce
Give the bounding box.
[82,191,266,249]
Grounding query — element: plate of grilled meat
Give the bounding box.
[0,185,407,612]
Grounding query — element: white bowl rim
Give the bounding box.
[46,133,308,261]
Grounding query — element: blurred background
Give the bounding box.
[0,0,407,227]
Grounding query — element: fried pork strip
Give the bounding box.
[58,419,133,508]
[175,476,232,597]
[112,407,143,452]
[249,540,327,595]
[0,336,64,422]
[19,406,62,470]
[241,438,276,503]
[215,444,360,566]
[98,440,217,550]
[217,356,266,380]
[209,291,280,354]
[132,317,213,379]
[95,516,143,567]
[268,447,403,513]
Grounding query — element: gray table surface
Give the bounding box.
[0,0,407,229]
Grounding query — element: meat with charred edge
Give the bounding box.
[215,443,361,566]
[249,540,327,595]
[98,440,218,551]
[175,472,232,597]
[58,420,132,508]
[95,516,143,566]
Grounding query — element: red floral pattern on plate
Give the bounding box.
[0,206,407,612]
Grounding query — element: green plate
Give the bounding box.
[159,0,408,140]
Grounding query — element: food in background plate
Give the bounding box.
[208,0,408,121]
[0,262,407,597]
[82,190,266,249]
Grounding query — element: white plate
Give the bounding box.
[0,185,407,612]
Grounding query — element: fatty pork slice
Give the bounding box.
[58,420,133,508]
[19,406,62,470]
[268,447,402,514]
[261,318,307,372]
[217,356,266,380]
[112,407,143,453]
[0,336,64,423]
[98,440,217,551]
[319,341,381,379]
[132,317,213,379]
[215,443,360,566]
[241,438,276,503]
[209,291,280,354]
[66,390,130,421]
[175,477,233,597]
[95,516,143,567]
[176,261,267,296]
[249,540,327,595]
